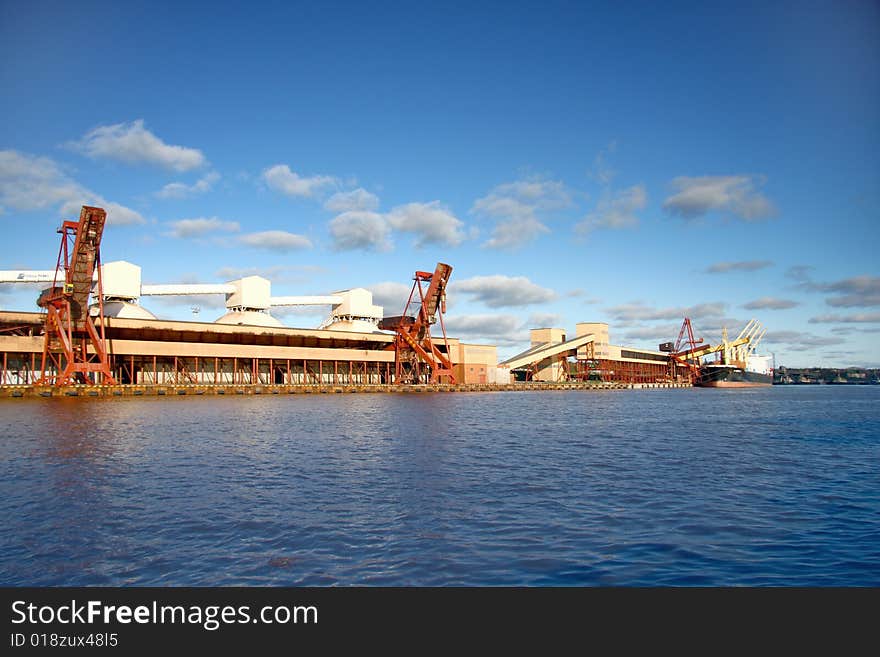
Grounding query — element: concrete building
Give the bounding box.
[0,309,506,386]
[500,322,683,384]
[0,310,392,385]
[0,209,682,388]
[1,261,683,388]
[454,343,501,384]
[0,308,692,386]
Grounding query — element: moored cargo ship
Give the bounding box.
[696,356,773,388]
[693,322,773,388]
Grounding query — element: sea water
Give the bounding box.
[1,386,878,585]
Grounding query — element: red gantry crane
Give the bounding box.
[378,263,456,384]
[36,206,117,385]
[667,317,705,382]
[665,317,756,383]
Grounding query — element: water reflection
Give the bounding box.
[1,387,879,585]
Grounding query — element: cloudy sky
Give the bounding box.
[1,1,878,367]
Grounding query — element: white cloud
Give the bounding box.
[589,141,617,185]
[821,276,880,308]
[0,150,80,209]
[263,164,338,198]
[324,194,467,250]
[606,301,728,322]
[444,313,527,345]
[215,264,324,282]
[575,184,646,233]
[706,260,773,273]
[764,330,845,350]
[454,275,557,308]
[742,297,799,310]
[567,289,601,304]
[0,149,145,225]
[788,271,880,307]
[70,119,206,171]
[663,175,775,220]
[386,201,466,247]
[156,172,220,199]
[483,216,550,249]
[65,198,144,226]
[621,323,684,343]
[786,265,813,282]
[809,312,880,324]
[166,217,240,238]
[239,230,313,251]
[527,312,563,328]
[472,178,571,249]
[367,281,413,313]
[493,180,570,204]
[323,188,379,212]
[787,265,880,308]
[329,211,391,251]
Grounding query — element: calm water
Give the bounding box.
[1,386,878,586]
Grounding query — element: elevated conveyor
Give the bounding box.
[500,333,596,371]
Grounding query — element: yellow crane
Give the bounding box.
[669,317,765,381]
[671,322,757,369]
[716,319,766,367]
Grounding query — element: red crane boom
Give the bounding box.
[36,206,116,385]
[378,263,456,384]
[669,317,703,382]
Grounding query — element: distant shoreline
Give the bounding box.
[774,367,879,385]
[774,381,879,386]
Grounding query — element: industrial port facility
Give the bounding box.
[0,206,762,394]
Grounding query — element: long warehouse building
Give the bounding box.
[0,310,688,387]
[0,207,688,388]
[0,310,500,386]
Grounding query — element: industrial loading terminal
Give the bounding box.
[0,206,764,397]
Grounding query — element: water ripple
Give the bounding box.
[1,387,879,585]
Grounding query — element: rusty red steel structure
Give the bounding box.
[669,317,703,382]
[36,206,117,385]
[378,263,456,384]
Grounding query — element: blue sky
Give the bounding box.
[1,0,878,367]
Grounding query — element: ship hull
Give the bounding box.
[696,366,772,388]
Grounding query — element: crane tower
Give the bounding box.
[36,206,117,385]
[378,263,456,384]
